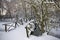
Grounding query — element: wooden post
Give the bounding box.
[3,24,7,32]
[20,19,23,25]
[15,22,17,28]
[25,27,29,38]
[5,24,7,32]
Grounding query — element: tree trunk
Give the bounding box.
[41,22,45,33]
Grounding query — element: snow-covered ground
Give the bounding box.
[48,28,60,38]
[0,20,60,40]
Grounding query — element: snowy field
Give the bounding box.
[0,20,60,40]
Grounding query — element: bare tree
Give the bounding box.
[25,0,52,33]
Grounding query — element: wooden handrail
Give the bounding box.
[3,23,15,32]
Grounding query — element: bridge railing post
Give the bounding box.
[3,24,8,32]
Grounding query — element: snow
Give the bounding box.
[50,28,60,35]
[0,20,60,40]
[29,32,60,40]
[48,28,60,38]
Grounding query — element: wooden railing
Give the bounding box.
[3,22,18,32]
